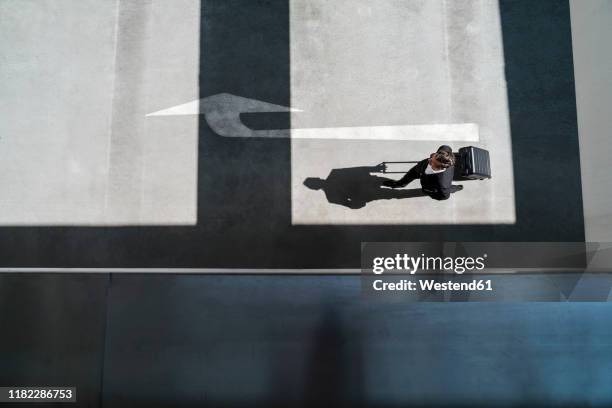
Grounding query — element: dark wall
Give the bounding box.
[3,274,612,407]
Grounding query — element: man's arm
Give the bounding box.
[383,160,427,188]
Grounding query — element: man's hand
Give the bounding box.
[374,163,387,173]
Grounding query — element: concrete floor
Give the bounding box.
[1,1,611,406]
[0,0,586,268]
[571,0,612,243]
[291,0,515,225]
[1,0,516,226]
[0,0,199,225]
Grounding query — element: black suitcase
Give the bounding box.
[454,146,491,180]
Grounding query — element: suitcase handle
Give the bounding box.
[380,161,419,174]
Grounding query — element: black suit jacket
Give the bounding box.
[415,159,454,201]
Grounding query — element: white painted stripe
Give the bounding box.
[146,96,303,117]
[0,268,359,274]
[146,99,201,116]
[290,123,478,141]
[0,268,609,274]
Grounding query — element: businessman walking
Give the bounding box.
[383,145,463,201]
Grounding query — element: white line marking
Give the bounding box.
[0,268,359,274]
[1,268,609,274]
[146,94,302,117]
[146,93,479,141]
[290,123,478,141]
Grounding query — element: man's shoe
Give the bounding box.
[452,184,464,192]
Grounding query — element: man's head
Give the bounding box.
[304,177,326,190]
[430,145,455,170]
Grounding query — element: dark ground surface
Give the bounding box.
[0,0,583,269]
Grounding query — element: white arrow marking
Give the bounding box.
[146,93,303,117]
[147,93,478,141]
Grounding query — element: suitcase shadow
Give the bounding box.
[304,165,426,209]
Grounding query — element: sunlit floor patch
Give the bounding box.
[291,0,516,225]
[0,0,200,225]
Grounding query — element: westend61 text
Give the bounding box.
[372,279,493,292]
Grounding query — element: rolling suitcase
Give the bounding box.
[455,146,491,180]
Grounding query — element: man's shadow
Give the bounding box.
[304,165,425,209]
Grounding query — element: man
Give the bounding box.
[383,145,463,200]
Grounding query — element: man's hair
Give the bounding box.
[434,150,455,168]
